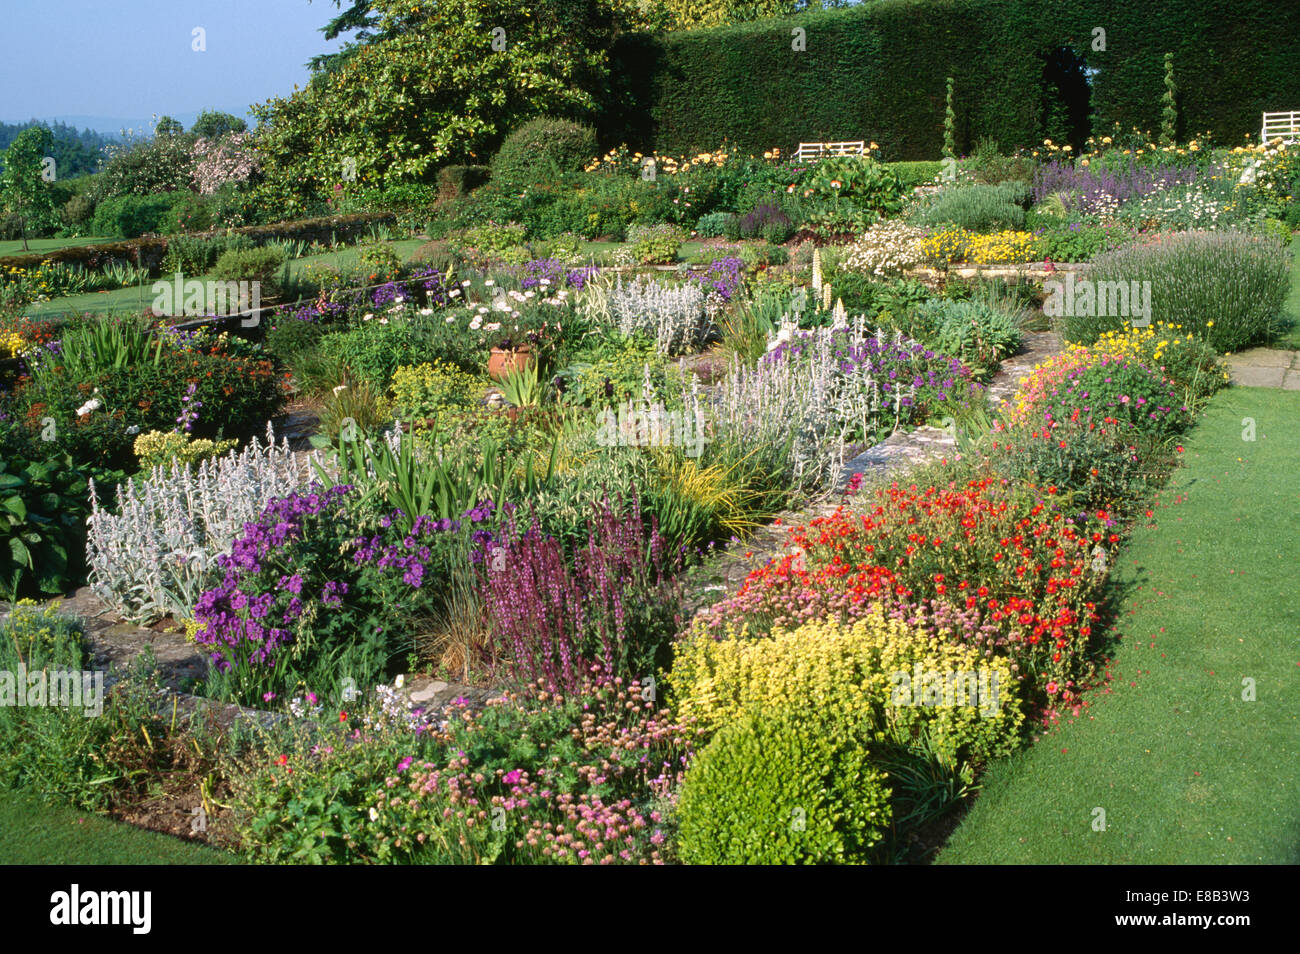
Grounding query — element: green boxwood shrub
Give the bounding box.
[676,706,892,865]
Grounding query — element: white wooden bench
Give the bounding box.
[1261,111,1300,144]
[793,140,865,162]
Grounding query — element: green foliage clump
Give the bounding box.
[626,222,686,264]
[1072,231,1291,352]
[213,245,287,290]
[90,193,178,238]
[491,117,598,187]
[676,706,892,865]
[694,211,733,238]
[390,360,483,420]
[915,182,1029,232]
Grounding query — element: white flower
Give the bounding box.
[485,322,501,331]
[524,290,535,298]
[449,289,461,298]
[394,296,405,304]
[395,674,405,688]
[445,315,456,324]
[363,313,374,321]
[469,317,482,330]
[484,280,495,287]
[369,807,379,822]
[332,384,348,396]
[460,279,472,287]
[419,308,433,316]
[125,425,140,435]
[76,398,102,416]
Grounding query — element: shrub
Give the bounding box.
[625,222,687,264]
[390,360,482,420]
[90,193,178,238]
[915,182,1028,232]
[213,245,287,293]
[694,211,732,238]
[1068,231,1291,352]
[458,220,529,266]
[1033,222,1134,262]
[887,161,945,190]
[436,164,491,204]
[491,118,598,187]
[669,613,1025,763]
[409,239,463,273]
[676,706,892,864]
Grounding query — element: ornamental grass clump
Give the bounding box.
[86,424,317,623]
[1073,230,1290,352]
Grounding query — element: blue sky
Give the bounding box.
[0,0,344,130]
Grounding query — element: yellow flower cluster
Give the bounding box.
[919,228,1038,266]
[668,611,1024,762]
[1081,321,1230,385]
[0,330,27,357]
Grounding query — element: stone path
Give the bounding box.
[1224,347,1300,390]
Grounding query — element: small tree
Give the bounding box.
[0,126,59,251]
[1159,52,1177,146]
[191,110,248,139]
[943,76,956,159]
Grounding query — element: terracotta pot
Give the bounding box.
[488,346,533,380]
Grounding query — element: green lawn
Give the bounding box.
[26,238,430,319]
[0,793,235,864]
[939,388,1300,864]
[0,235,116,258]
[1272,241,1300,351]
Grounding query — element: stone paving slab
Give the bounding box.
[1224,348,1300,389]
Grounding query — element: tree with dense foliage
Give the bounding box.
[0,127,60,250]
[191,110,248,139]
[252,0,657,214]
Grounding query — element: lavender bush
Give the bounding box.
[86,424,318,623]
[1032,159,1199,219]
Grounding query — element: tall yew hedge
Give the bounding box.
[603,0,1300,159]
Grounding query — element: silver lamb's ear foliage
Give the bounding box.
[608,275,712,355]
[86,423,320,623]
